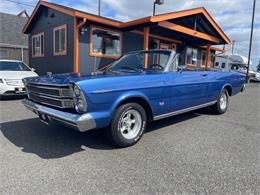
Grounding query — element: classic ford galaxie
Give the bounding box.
[22,50,246,147]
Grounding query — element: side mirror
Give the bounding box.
[31,68,36,72]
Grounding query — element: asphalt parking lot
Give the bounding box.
[0,84,259,194]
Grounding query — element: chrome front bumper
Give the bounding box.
[22,99,96,132]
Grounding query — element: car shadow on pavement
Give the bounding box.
[0,109,208,159]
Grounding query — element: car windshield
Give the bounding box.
[108,50,172,72]
[0,61,31,71]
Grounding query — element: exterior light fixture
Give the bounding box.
[153,0,164,16]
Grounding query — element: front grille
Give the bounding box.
[25,83,74,109]
[5,79,23,86]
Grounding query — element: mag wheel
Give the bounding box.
[110,103,147,147]
[212,89,229,114]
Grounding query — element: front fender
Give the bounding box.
[111,91,153,114]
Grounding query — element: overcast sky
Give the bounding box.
[1,0,259,69]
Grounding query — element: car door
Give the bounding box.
[166,69,210,113]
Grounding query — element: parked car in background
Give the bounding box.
[0,60,38,97]
[215,54,260,82]
[22,50,246,147]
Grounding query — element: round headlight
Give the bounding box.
[74,85,81,97]
[73,84,87,113]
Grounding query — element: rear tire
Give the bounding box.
[212,89,229,114]
[109,103,147,148]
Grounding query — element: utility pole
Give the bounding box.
[98,0,101,16]
[153,0,164,16]
[246,0,256,83]
[231,40,236,54]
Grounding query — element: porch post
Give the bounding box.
[205,45,211,68]
[143,27,150,68]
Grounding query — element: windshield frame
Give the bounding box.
[107,50,176,73]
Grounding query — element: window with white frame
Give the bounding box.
[186,47,198,66]
[53,24,67,55]
[91,26,122,58]
[32,33,44,57]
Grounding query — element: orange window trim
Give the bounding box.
[31,32,45,58]
[89,25,123,59]
[53,24,67,56]
[185,46,198,67]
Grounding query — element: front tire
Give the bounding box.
[212,89,229,114]
[110,103,147,147]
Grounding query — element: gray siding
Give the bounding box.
[28,7,74,75]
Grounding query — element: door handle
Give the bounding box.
[201,73,208,77]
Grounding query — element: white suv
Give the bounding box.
[0,60,38,96]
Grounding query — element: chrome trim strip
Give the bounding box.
[153,101,217,121]
[22,99,96,132]
[91,89,113,94]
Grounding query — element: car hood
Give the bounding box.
[23,71,154,85]
[0,71,38,80]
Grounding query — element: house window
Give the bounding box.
[186,47,198,66]
[221,62,226,68]
[215,62,219,67]
[201,49,207,66]
[53,24,67,56]
[32,32,44,57]
[90,26,122,58]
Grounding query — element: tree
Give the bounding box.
[257,60,260,72]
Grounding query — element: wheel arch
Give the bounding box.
[112,94,154,122]
[222,84,232,96]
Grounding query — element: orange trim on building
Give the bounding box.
[158,21,221,43]
[23,1,230,45]
[75,12,121,28]
[143,27,150,68]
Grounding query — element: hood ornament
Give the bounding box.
[47,72,53,78]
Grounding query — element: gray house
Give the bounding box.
[23,1,230,75]
[0,11,29,64]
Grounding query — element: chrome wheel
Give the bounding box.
[119,109,142,140]
[220,93,227,110]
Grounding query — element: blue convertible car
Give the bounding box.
[22,50,246,147]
